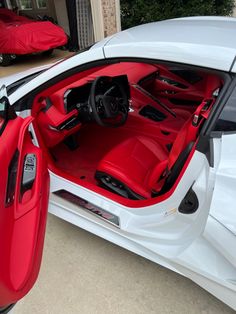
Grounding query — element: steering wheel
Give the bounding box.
[89,76,129,127]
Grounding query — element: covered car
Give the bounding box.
[0,8,67,66]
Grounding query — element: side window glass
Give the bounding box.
[19,0,33,10]
[214,85,236,132]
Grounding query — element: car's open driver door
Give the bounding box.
[0,86,49,312]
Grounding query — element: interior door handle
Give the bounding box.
[16,148,44,218]
[21,154,37,192]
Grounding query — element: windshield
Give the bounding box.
[6,44,94,96]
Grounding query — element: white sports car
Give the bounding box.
[0,16,236,313]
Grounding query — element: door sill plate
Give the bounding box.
[53,189,120,227]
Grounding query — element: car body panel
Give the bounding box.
[230,62,236,73]
[210,135,236,236]
[103,17,236,72]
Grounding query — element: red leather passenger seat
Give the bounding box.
[96,100,210,199]
[96,136,169,198]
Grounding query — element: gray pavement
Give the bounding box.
[14,214,235,314]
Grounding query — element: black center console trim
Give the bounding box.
[139,105,166,122]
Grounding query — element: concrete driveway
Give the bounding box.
[1,50,235,314]
[14,214,235,314]
[0,49,74,78]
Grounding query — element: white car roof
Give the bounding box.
[102,16,236,72]
[5,17,236,104]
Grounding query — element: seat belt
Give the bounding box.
[151,98,214,196]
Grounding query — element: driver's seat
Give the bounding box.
[95,101,207,199]
[95,136,169,199]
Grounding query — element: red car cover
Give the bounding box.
[0,9,67,54]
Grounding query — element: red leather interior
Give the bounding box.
[50,120,175,189]
[96,99,210,198]
[87,62,157,84]
[0,117,49,307]
[35,61,223,149]
[140,65,222,120]
[31,65,106,117]
[96,135,169,198]
[37,98,81,147]
[129,85,187,131]
[97,136,169,198]
[48,62,157,113]
[32,60,223,202]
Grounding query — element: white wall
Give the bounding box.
[54,0,70,35]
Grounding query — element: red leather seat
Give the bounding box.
[96,100,210,199]
[96,136,169,198]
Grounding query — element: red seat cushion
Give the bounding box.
[96,99,210,199]
[97,136,168,198]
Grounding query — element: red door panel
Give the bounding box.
[0,116,49,308]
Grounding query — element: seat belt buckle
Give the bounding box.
[192,114,199,126]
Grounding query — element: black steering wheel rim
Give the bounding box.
[89,76,129,127]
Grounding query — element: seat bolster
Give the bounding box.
[135,136,169,160]
[147,159,168,191]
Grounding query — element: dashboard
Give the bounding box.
[64,83,92,113]
[36,73,131,147]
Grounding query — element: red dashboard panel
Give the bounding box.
[37,99,81,147]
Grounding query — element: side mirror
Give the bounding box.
[0,84,7,98]
[0,85,8,118]
[0,85,16,125]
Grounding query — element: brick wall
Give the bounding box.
[102,0,117,37]
[232,0,236,16]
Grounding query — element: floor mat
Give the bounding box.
[50,123,134,184]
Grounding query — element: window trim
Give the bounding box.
[200,74,235,137]
[6,70,45,96]
[0,94,17,135]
